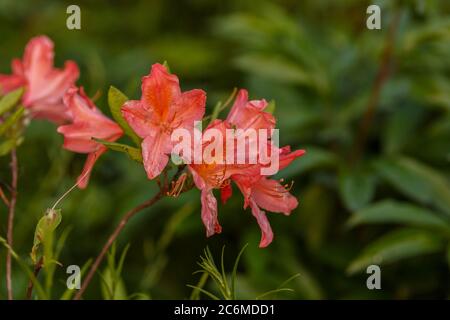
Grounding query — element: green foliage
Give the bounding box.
[1,0,449,299]
[30,208,62,264]
[107,86,141,146]
[93,138,143,162]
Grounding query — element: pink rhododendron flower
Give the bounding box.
[189,89,305,247]
[228,147,305,247]
[57,87,123,188]
[0,35,79,123]
[121,63,206,179]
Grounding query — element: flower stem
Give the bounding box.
[25,257,43,300]
[6,148,18,300]
[73,190,165,300]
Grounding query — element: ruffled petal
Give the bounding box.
[227,89,275,132]
[141,63,180,120]
[251,178,298,215]
[22,36,54,85]
[201,189,222,237]
[25,61,79,105]
[249,199,273,248]
[141,132,171,179]
[121,100,156,138]
[170,89,206,127]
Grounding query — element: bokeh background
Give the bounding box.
[1,0,450,299]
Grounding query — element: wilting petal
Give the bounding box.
[121,100,156,138]
[201,189,222,237]
[77,147,107,189]
[141,63,180,120]
[249,199,273,248]
[170,89,206,127]
[251,178,298,215]
[141,132,172,179]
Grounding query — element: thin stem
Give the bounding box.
[73,190,165,300]
[0,185,10,207]
[6,148,18,300]
[351,10,401,162]
[26,257,43,300]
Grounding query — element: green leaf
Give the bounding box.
[0,106,25,137]
[347,228,444,274]
[338,168,376,211]
[374,156,450,216]
[162,60,171,73]
[0,87,24,116]
[347,200,450,232]
[107,86,141,145]
[0,136,23,157]
[234,54,311,86]
[93,138,143,162]
[265,100,276,114]
[30,208,62,264]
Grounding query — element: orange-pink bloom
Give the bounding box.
[189,89,305,247]
[121,63,206,179]
[57,87,123,188]
[0,36,79,123]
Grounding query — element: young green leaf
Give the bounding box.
[0,136,23,157]
[93,138,143,162]
[0,106,25,137]
[0,87,24,116]
[107,86,141,145]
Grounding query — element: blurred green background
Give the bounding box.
[1,0,450,299]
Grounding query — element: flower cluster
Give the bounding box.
[0,36,305,247]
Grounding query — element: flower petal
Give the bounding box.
[141,63,180,120]
[77,147,107,189]
[201,189,222,237]
[170,89,206,127]
[227,89,275,132]
[251,178,298,215]
[0,74,26,95]
[141,132,171,179]
[249,199,273,248]
[220,183,232,204]
[121,100,156,138]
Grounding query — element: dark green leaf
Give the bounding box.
[347,228,444,274]
[375,157,450,216]
[347,200,450,232]
[339,168,376,211]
